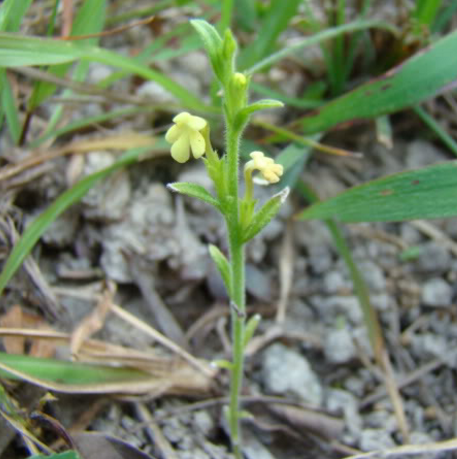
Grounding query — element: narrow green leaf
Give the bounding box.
[298,28,457,134]
[167,182,220,209]
[211,359,233,371]
[247,20,398,74]
[239,0,301,69]
[0,0,33,32]
[0,33,213,113]
[0,145,153,296]
[298,161,457,222]
[239,99,283,118]
[243,187,289,243]
[208,244,231,297]
[190,19,225,83]
[0,70,20,143]
[296,180,384,360]
[29,0,107,110]
[243,314,261,348]
[0,352,151,385]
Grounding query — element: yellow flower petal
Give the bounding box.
[173,112,192,124]
[171,134,190,163]
[187,115,207,131]
[165,125,180,143]
[189,131,206,158]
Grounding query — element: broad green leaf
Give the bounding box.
[167,182,220,209]
[0,145,153,296]
[298,28,457,134]
[298,161,457,222]
[243,187,289,242]
[0,33,212,113]
[208,244,231,296]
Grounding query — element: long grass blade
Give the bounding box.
[297,28,457,134]
[0,145,153,296]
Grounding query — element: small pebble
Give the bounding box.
[262,343,322,406]
[422,278,452,307]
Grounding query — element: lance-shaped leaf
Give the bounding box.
[190,19,226,83]
[242,187,290,243]
[243,314,261,348]
[167,182,220,210]
[208,244,231,297]
[237,99,284,122]
[297,161,457,222]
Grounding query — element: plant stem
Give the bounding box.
[225,121,246,459]
[228,240,245,459]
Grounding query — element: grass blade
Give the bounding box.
[0,145,153,296]
[0,33,214,113]
[239,0,302,69]
[297,161,457,222]
[0,70,20,143]
[297,28,457,134]
[247,20,398,74]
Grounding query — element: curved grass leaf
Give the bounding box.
[298,28,457,134]
[247,20,398,74]
[0,33,213,113]
[297,161,457,223]
[0,352,151,386]
[0,145,153,296]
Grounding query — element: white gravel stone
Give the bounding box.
[324,327,356,364]
[360,428,395,451]
[417,242,451,274]
[262,343,322,406]
[358,260,386,291]
[422,278,452,307]
[323,270,348,294]
[326,389,362,440]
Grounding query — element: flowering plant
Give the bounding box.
[166,20,288,458]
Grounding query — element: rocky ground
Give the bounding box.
[1,3,457,459]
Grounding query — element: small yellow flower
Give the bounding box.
[165,112,208,163]
[245,151,283,184]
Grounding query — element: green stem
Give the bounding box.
[228,240,245,459]
[227,123,241,200]
[225,120,245,459]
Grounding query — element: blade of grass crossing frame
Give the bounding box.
[413,105,457,157]
[247,20,398,74]
[0,0,33,32]
[297,28,457,134]
[297,161,457,222]
[296,180,384,359]
[0,145,153,296]
[29,0,107,111]
[0,33,212,113]
[0,0,33,139]
[239,0,302,70]
[0,352,151,386]
[0,70,20,143]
